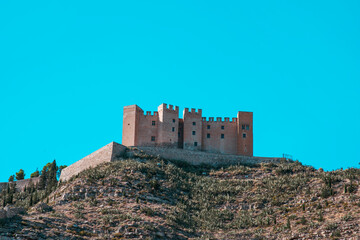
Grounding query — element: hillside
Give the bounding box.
[1,156,360,239]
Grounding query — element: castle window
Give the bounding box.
[152,121,156,126]
[242,124,245,130]
[173,119,175,123]
[192,122,196,126]
[207,133,210,138]
[172,127,175,132]
[194,142,198,146]
[192,131,196,135]
[221,125,224,130]
[221,134,224,139]
[207,125,210,129]
[151,136,156,141]
[243,133,246,138]
[246,124,249,130]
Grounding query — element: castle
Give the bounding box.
[122,103,253,156]
[59,103,282,182]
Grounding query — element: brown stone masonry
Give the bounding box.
[122,103,253,156]
[0,177,40,193]
[59,142,127,182]
[59,142,282,181]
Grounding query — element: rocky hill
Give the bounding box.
[1,155,360,239]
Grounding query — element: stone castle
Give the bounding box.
[2,103,282,186]
[56,103,282,182]
[122,103,253,156]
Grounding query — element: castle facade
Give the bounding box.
[122,103,253,156]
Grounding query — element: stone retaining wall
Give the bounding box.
[59,142,127,182]
[59,141,284,183]
[0,177,40,193]
[135,146,283,166]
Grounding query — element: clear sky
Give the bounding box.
[0,0,359,181]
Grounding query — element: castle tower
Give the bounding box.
[122,105,143,146]
[237,111,253,156]
[183,108,202,151]
[157,103,179,147]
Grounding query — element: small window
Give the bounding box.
[173,119,175,123]
[246,124,249,130]
[172,127,175,132]
[151,136,156,141]
[207,133,210,138]
[152,121,156,126]
[221,125,224,130]
[207,125,210,129]
[221,134,224,139]
[192,122,196,126]
[192,131,196,135]
[242,124,245,130]
[243,133,246,138]
[178,132,181,137]
[194,142,198,146]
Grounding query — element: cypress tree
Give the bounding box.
[38,165,48,190]
[48,160,58,190]
[33,191,38,204]
[29,194,33,207]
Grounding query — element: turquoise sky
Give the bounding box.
[1,1,359,181]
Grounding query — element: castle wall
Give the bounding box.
[137,112,159,146]
[14,177,40,192]
[0,183,7,193]
[237,111,253,156]
[136,147,281,166]
[183,108,202,151]
[59,142,127,182]
[201,118,238,155]
[0,177,40,193]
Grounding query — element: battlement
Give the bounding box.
[158,103,179,113]
[183,108,202,117]
[144,111,159,116]
[202,117,237,123]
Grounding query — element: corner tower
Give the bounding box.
[237,111,253,156]
[122,105,143,146]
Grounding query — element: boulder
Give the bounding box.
[35,202,53,213]
[0,209,7,220]
[4,205,25,218]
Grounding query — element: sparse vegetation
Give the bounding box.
[0,160,60,209]
[1,157,360,239]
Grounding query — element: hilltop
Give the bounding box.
[1,156,360,239]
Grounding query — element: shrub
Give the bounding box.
[141,207,155,217]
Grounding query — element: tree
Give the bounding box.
[8,175,14,182]
[47,160,58,192]
[57,165,67,179]
[38,160,59,190]
[29,194,33,207]
[16,169,25,180]
[30,169,40,178]
[38,165,48,190]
